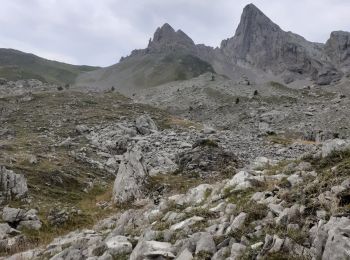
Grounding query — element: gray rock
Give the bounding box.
[130,240,175,260]
[226,212,247,234]
[50,248,84,260]
[230,243,246,259]
[112,146,149,204]
[325,31,350,70]
[0,223,12,239]
[322,227,350,260]
[195,232,216,256]
[18,220,42,231]
[287,173,303,187]
[98,252,113,260]
[322,139,350,157]
[135,114,158,135]
[203,125,216,134]
[212,247,230,260]
[0,166,28,204]
[276,204,300,226]
[310,217,350,260]
[224,4,342,85]
[170,216,204,231]
[105,235,132,255]
[2,207,26,223]
[175,248,193,260]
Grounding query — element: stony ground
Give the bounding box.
[135,73,350,141]
[1,79,350,260]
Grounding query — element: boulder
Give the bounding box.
[310,217,350,260]
[203,125,216,134]
[135,114,158,135]
[230,243,246,259]
[130,240,175,260]
[226,212,247,234]
[276,204,300,226]
[180,184,212,206]
[224,171,252,190]
[195,232,216,256]
[17,220,42,231]
[112,146,149,204]
[0,166,28,204]
[170,216,204,231]
[175,248,193,260]
[2,207,26,223]
[322,139,350,157]
[105,235,132,255]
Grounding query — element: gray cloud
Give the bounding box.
[0,0,349,66]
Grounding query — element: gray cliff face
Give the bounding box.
[147,23,196,53]
[220,4,341,84]
[325,31,350,72]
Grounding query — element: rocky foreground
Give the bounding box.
[1,86,350,259]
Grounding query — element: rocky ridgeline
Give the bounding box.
[76,4,350,94]
[2,114,350,260]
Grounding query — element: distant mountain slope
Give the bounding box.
[0,48,99,84]
[76,24,215,94]
[77,52,214,95]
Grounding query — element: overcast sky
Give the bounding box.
[0,0,349,67]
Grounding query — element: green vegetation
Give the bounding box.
[0,48,99,84]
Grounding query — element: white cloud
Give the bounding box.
[0,0,349,66]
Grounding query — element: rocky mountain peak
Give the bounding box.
[147,23,195,52]
[235,3,281,38]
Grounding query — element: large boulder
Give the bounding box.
[0,166,28,204]
[2,207,42,231]
[105,235,133,256]
[130,240,175,260]
[321,139,350,157]
[112,146,149,204]
[310,217,350,260]
[195,232,216,256]
[135,114,158,135]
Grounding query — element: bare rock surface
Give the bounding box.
[113,146,149,204]
[0,166,28,204]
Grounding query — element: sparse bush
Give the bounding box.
[57,86,63,91]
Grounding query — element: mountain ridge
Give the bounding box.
[75,3,350,93]
[0,48,99,84]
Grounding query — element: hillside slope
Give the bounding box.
[75,24,214,94]
[0,48,99,84]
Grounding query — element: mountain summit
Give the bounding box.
[235,3,281,38]
[147,23,195,52]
